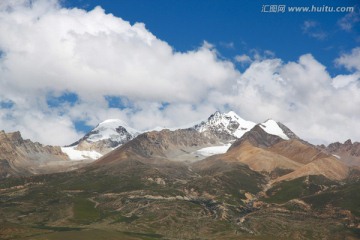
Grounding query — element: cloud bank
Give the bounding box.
[0,0,359,145]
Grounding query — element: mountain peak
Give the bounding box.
[228,120,299,152]
[62,118,141,160]
[259,119,289,140]
[224,110,241,119]
[88,119,139,142]
[228,124,285,151]
[0,130,24,144]
[211,110,222,116]
[193,111,256,141]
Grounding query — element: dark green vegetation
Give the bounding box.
[264,175,360,219]
[0,159,359,240]
[304,181,360,217]
[264,175,338,204]
[72,197,101,224]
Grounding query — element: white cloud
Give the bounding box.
[234,50,275,65]
[0,0,239,145]
[302,20,327,40]
[338,9,360,32]
[235,54,252,64]
[332,74,360,89]
[335,47,360,72]
[0,0,359,146]
[251,49,276,61]
[230,53,360,144]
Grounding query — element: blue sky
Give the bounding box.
[0,0,359,145]
[63,0,359,75]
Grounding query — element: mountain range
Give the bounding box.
[0,111,359,239]
[61,111,295,161]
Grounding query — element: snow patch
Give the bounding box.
[260,119,289,140]
[61,146,102,160]
[196,144,231,157]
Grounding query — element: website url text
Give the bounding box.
[261,5,355,13]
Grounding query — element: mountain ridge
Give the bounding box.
[0,130,90,178]
[62,111,295,161]
[320,139,360,166]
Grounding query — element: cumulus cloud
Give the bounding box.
[0,0,359,146]
[332,74,360,89]
[335,47,360,72]
[229,53,360,144]
[0,0,238,145]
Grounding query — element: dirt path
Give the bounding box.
[88,197,100,208]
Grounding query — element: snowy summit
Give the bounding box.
[62,119,140,160]
[193,111,256,140]
[85,119,140,143]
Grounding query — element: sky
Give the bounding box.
[0,0,359,146]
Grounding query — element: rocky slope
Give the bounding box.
[0,130,86,178]
[211,125,350,182]
[93,128,221,166]
[320,139,360,166]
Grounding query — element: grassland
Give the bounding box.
[0,161,359,240]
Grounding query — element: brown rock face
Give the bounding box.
[94,122,351,183]
[223,140,302,173]
[0,159,16,178]
[322,139,360,166]
[228,125,285,151]
[269,139,328,165]
[214,127,349,182]
[94,128,220,166]
[0,130,70,177]
[274,157,349,182]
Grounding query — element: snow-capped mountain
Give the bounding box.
[192,112,297,156]
[193,111,296,142]
[259,119,290,140]
[84,119,139,143]
[62,111,295,160]
[193,111,256,141]
[62,119,140,160]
